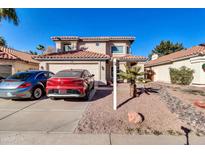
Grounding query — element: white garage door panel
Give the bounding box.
[48,63,100,81]
[0,65,12,78]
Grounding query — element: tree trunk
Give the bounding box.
[129,84,132,97]
[133,83,137,97]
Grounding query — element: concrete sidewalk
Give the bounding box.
[0,132,204,145]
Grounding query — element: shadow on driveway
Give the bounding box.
[63,87,113,102]
[91,87,113,101]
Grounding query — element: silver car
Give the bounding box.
[0,70,54,100]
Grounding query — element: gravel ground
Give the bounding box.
[75,83,188,135]
[153,82,205,135]
[166,85,205,113]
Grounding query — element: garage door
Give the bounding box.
[0,65,12,78]
[48,63,100,81]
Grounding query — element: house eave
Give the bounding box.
[145,53,205,68]
[117,59,147,62]
[34,57,110,61]
[145,60,172,68]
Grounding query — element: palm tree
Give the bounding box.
[0,8,19,25]
[29,50,38,55]
[118,64,144,97]
[0,8,19,47]
[0,36,7,46]
[36,44,46,54]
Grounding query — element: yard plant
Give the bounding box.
[169,66,194,85]
[202,63,205,72]
[118,64,144,97]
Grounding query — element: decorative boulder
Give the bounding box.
[128,112,143,124]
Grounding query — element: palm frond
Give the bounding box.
[0,8,19,25]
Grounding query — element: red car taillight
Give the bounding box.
[73,80,84,86]
[18,82,32,88]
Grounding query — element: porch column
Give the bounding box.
[113,58,117,110]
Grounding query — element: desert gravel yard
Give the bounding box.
[76,83,205,136]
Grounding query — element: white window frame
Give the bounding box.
[110,45,125,54]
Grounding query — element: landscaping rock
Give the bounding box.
[154,83,205,134]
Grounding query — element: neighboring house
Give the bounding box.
[34,36,147,85]
[145,44,205,86]
[0,46,39,78]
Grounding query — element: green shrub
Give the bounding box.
[202,63,205,70]
[169,66,194,85]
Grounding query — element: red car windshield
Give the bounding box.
[54,71,82,78]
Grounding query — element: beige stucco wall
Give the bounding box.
[0,59,39,74]
[190,55,205,85]
[78,42,107,54]
[148,55,205,86]
[151,63,172,83]
[13,61,39,73]
[54,40,131,57]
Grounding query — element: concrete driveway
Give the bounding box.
[0,96,89,133]
[0,87,114,144]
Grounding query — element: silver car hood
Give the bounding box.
[0,80,24,89]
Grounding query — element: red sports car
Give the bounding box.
[46,69,95,100]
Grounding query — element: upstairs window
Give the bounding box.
[111,46,124,53]
[64,44,72,52]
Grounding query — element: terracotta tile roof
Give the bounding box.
[0,46,39,64]
[0,48,17,60]
[115,55,147,62]
[51,36,135,42]
[33,50,110,61]
[145,45,205,67]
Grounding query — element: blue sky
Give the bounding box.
[1,8,205,56]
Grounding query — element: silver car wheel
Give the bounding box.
[34,88,42,99]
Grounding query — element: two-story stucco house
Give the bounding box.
[34,36,147,85]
